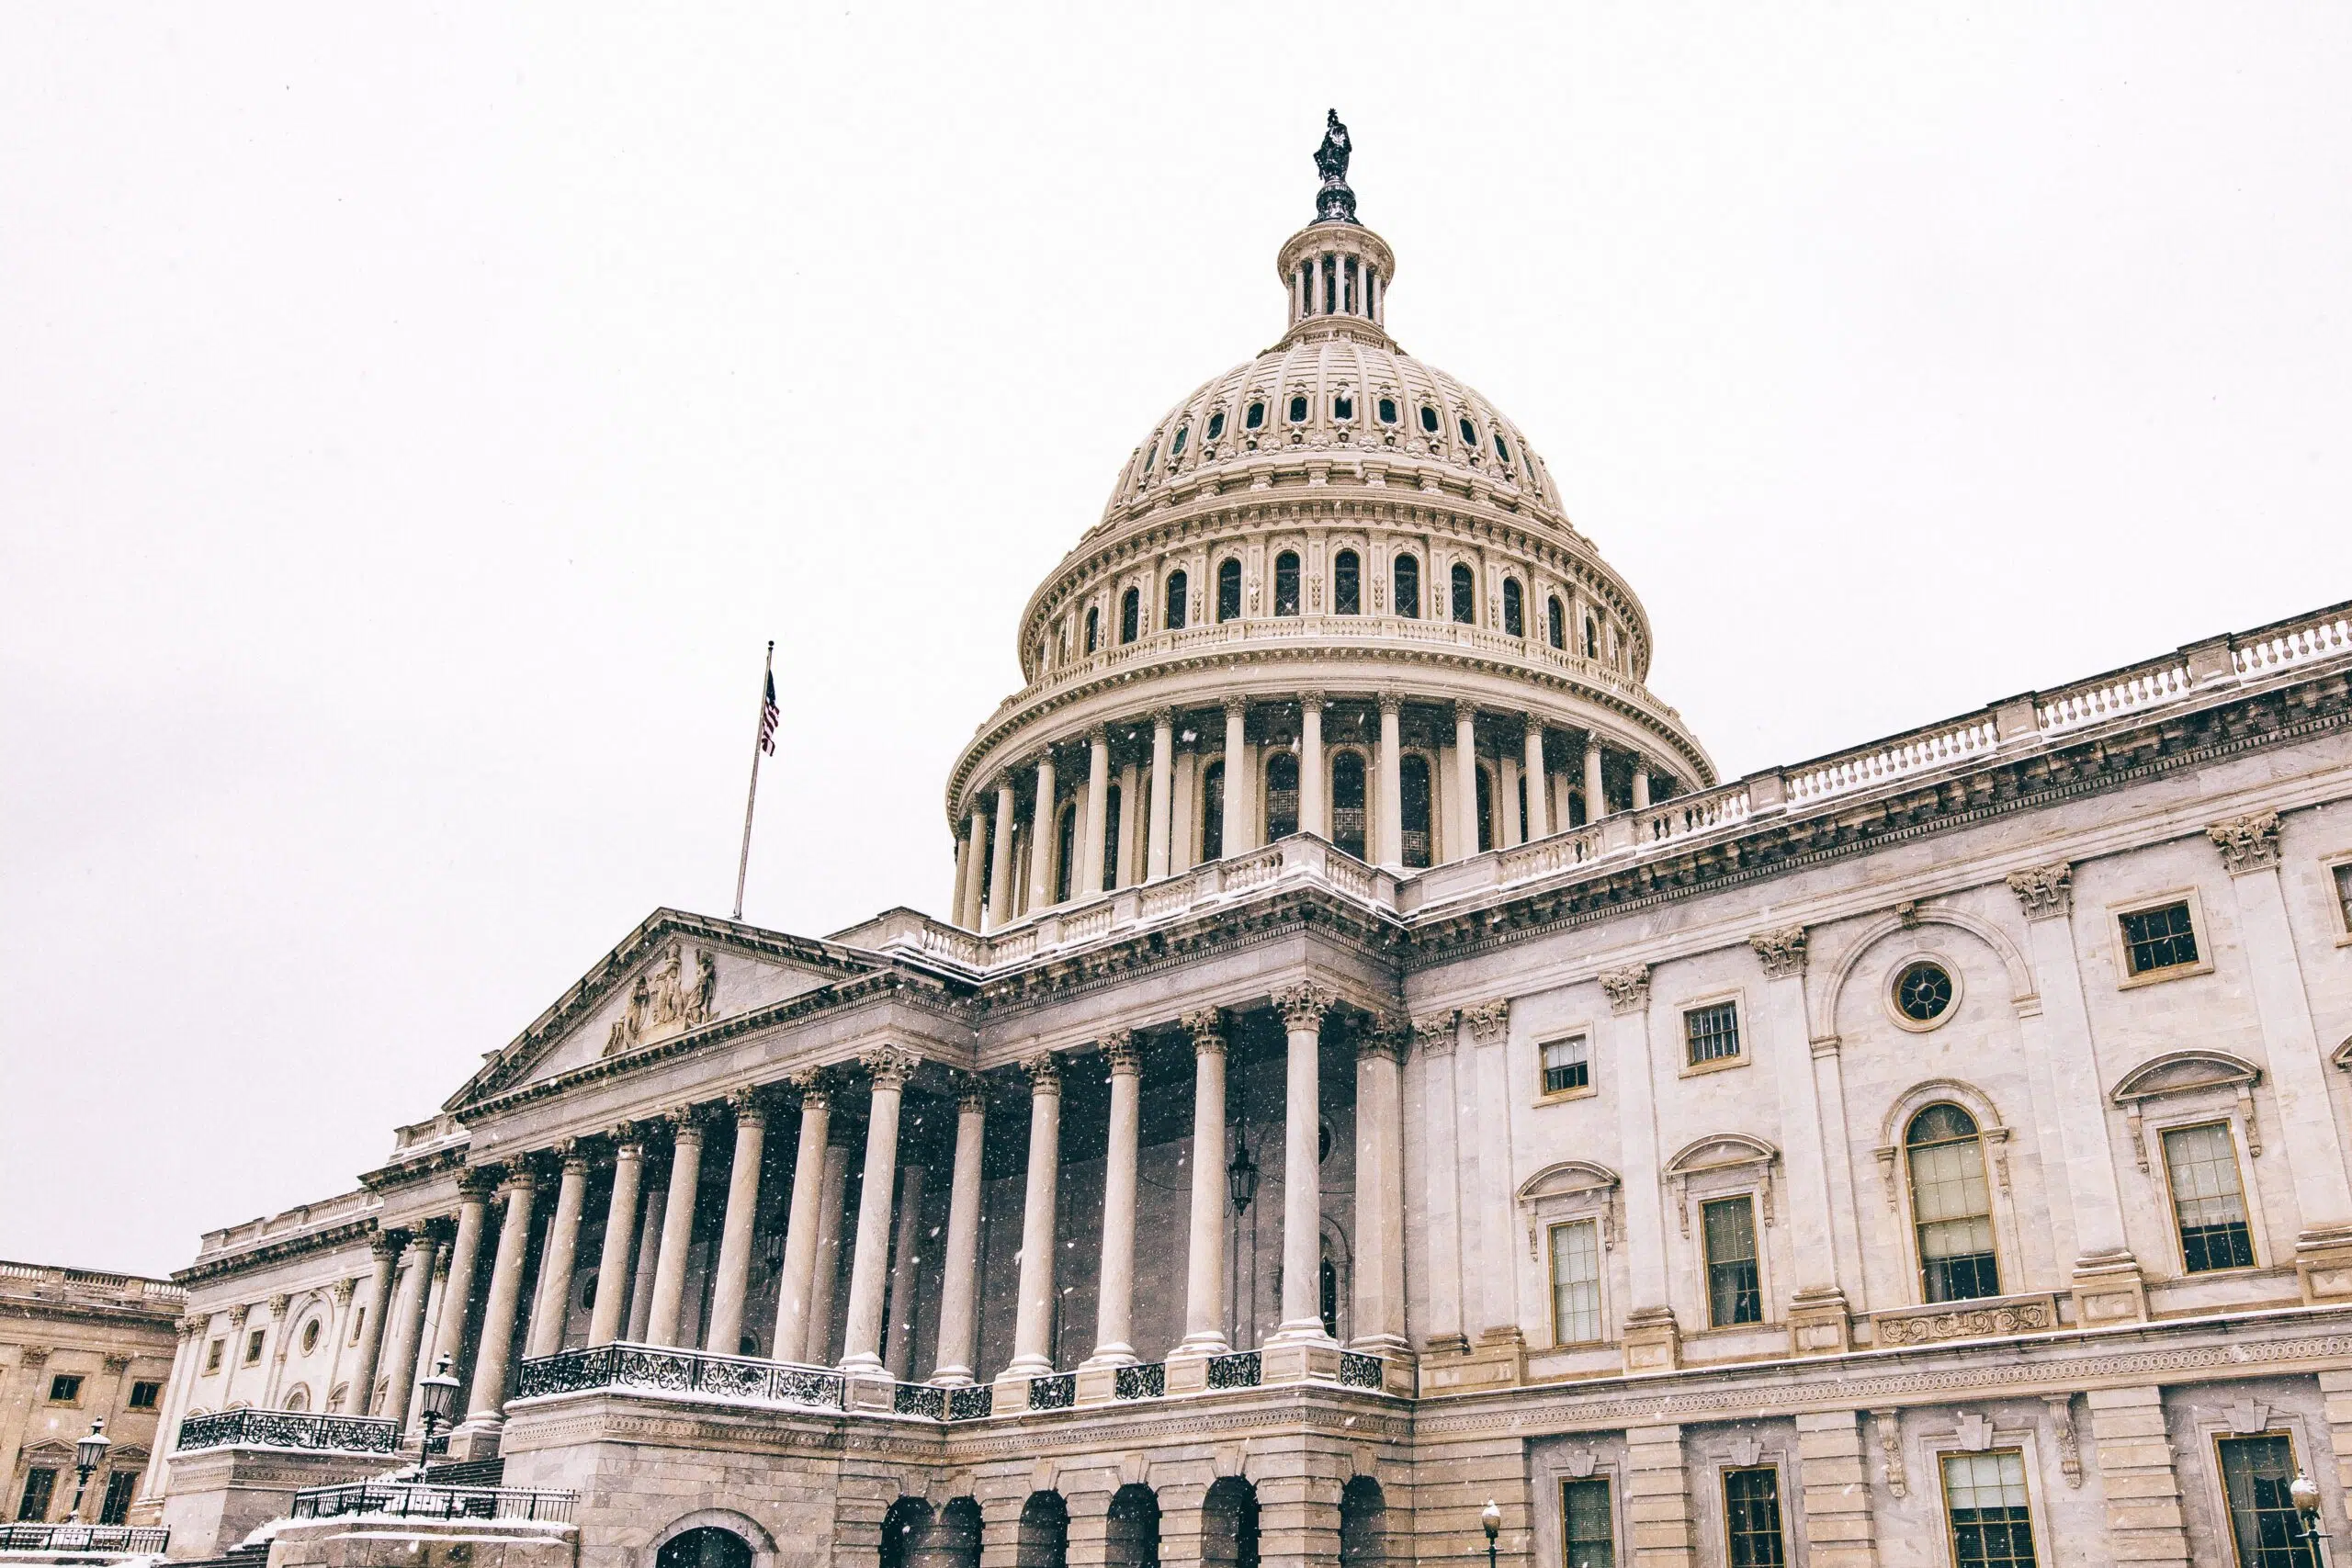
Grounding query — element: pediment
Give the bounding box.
[1664,1133,1778,1178]
[1517,1160,1622,1202]
[448,909,882,1109]
[2111,1050,2261,1105]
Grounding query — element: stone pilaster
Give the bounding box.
[1795,1410,1877,1568]
[2085,1386,2190,1566]
[1625,1424,1695,1568]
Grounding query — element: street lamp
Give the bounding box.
[2290,1470,2329,1566]
[1227,1134,1260,1214]
[416,1355,462,1462]
[1481,1499,1501,1568]
[69,1417,109,1521]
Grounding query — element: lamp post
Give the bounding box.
[415,1355,461,1465]
[2291,1469,2329,1566]
[69,1418,109,1522]
[1481,1499,1501,1568]
[1227,1133,1260,1214]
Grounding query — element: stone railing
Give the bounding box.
[1871,1292,2062,1348]
[0,1524,171,1553]
[175,1408,401,1455]
[513,1344,845,1413]
[291,1481,577,1524]
[0,1258,184,1312]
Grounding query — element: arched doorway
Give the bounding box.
[912,1499,982,1568]
[656,1529,752,1568]
[1202,1477,1260,1568]
[1340,1476,1386,1566]
[878,1498,932,1568]
[1017,1492,1069,1568]
[1106,1483,1160,1567]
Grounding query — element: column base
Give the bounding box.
[842,1371,895,1412]
[1074,1365,1119,1406]
[1787,1286,1854,1356]
[1420,1331,1471,1357]
[925,1369,976,1388]
[2295,1226,2352,1303]
[1418,1330,1523,1393]
[1259,1339,1341,1385]
[1622,1306,1681,1373]
[2070,1252,2147,1327]
[441,1421,504,1462]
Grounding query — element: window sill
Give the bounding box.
[2117,961,2214,991]
[1680,1055,1747,1078]
[1535,1086,1597,1107]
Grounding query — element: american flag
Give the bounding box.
[758,668,780,755]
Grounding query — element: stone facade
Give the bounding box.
[0,1259,182,1531]
[141,135,2352,1567]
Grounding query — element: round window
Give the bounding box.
[300,1319,321,1355]
[1894,962,1954,1025]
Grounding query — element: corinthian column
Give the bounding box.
[1148,711,1176,880]
[1221,701,1250,857]
[344,1230,403,1421]
[1004,1054,1064,1378]
[430,1175,491,1386]
[1603,965,1679,1371]
[526,1142,591,1359]
[772,1077,832,1362]
[931,1081,989,1384]
[707,1089,770,1357]
[1176,1010,1229,1355]
[1271,983,1337,1343]
[1353,1021,1409,1353]
[1452,704,1479,859]
[1299,693,1327,840]
[987,777,1018,930]
[1085,1033,1144,1367]
[1521,719,1550,840]
[588,1124,645,1346]
[459,1165,538,1428]
[1080,728,1112,897]
[839,1050,915,1375]
[1375,694,1403,868]
[1583,736,1606,820]
[646,1109,709,1347]
[1749,928,1849,1351]
[959,811,988,929]
[379,1225,442,1427]
[1026,751,1057,911]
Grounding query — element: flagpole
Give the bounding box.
[732,640,775,920]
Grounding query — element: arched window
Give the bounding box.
[1216,558,1243,622]
[1264,752,1299,840]
[1320,1252,1340,1338]
[1332,550,1361,615]
[880,1497,931,1568]
[1207,410,1226,441]
[1419,403,1440,434]
[1084,606,1100,654]
[1475,764,1495,852]
[1273,551,1301,616]
[1017,1493,1069,1568]
[1458,415,1477,447]
[657,1530,752,1568]
[1331,751,1367,859]
[1106,1485,1160,1568]
[1547,594,1566,649]
[1393,555,1421,618]
[282,1384,310,1412]
[1101,784,1124,893]
[1202,1478,1261,1568]
[1400,754,1433,869]
[1165,570,1189,630]
[1450,563,1476,625]
[1340,1478,1386,1568]
[1054,803,1076,904]
[1245,400,1265,431]
[1200,761,1226,862]
[1119,587,1140,645]
[1584,615,1600,660]
[1502,578,1524,637]
[1906,1104,1999,1303]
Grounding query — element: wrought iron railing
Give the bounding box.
[1113,1362,1165,1401]
[1337,1351,1384,1391]
[1205,1351,1261,1390]
[0,1524,171,1553]
[514,1343,844,1411]
[175,1407,401,1454]
[1026,1372,1076,1411]
[893,1382,945,1420]
[291,1482,575,1524]
[946,1383,993,1421]
[891,1381,997,1421]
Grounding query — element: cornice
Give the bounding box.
[175,1217,377,1289]
[358,1143,468,1195]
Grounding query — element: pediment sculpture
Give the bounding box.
[605,941,720,1056]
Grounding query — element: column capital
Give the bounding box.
[456,1167,501,1201]
[1299,689,1327,711]
[496,1163,539,1199]
[1411,1010,1459,1055]
[175,1315,206,1340]
[1023,1051,1064,1093]
[1462,999,1510,1044]
[431,1247,452,1280]
[1356,1013,1410,1065]
[332,1277,356,1305]
[1148,706,1178,729]
[787,1068,833,1112]
[1182,1008,1227,1055]
[2207,810,2282,874]
[418,1215,456,1247]
[1600,964,1653,1015]
[1086,724,1112,747]
[1102,1031,1144,1075]
[1029,747,1057,774]
[368,1228,409,1261]
[1272,982,1337,1031]
[728,1086,769,1128]
[552,1136,593,1173]
[266,1292,289,1319]
[952,1074,989,1116]
[1748,925,1809,979]
[227,1303,250,1326]
[1451,699,1478,728]
[608,1119,646,1153]
[2007,862,2075,920]
[1375,690,1403,717]
[1223,697,1249,720]
[663,1102,718,1144]
[862,1047,919,1090]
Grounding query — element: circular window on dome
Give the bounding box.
[1457,415,1477,446]
[1171,424,1188,456]
[1891,961,1957,1029]
[1333,395,1353,421]
[1419,403,1439,434]
[1288,394,1309,423]
[1245,400,1265,431]
[1207,410,1226,440]
[1377,396,1397,424]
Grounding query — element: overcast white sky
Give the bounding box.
[5,6,2348,1276]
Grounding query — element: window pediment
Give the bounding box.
[2110,1049,2264,1171]
[1663,1134,1778,1236]
[1517,1160,1621,1259]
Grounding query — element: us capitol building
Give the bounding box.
[125,119,2352,1568]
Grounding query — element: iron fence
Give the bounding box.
[514,1344,844,1411]
[1205,1351,1261,1390]
[290,1482,575,1524]
[1337,1351,1385,1390]
[1113,1362,1165,1401]
[0,1523,171,1553]
[175,1408,401,1455]
[1025,1372,1076,1412]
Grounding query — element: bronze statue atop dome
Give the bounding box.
[1314,108,1356,224]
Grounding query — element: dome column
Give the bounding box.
[1522,719,1551,840]
[1375,694,1403,868]
[1080,728,1112,897]
[1584,734,1607,820]
[1452,704,1480,860]
[959,811,988,928]
[986,776,1018,930]
[1025,751,1057,912]
[1220,701,1250,859]
[1147,712,1175,881]
[1632,759,1652,811]
[1299,693,1327,841]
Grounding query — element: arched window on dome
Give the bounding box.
[1332,550,1361,615]
[1547,594,1566,650]
[1450,563,1476,625]
[1502,578,1524,637]
[1101,783,1124,892]
[1333,394,1354,423]
[1458,415,1477,448]
[1206,410,1226,441]
[1084,606,1100,655]
[1054,802,1077,904]
[1171,424,1188,457]
[1288,394,1309,424]
[1264,752,1299,840]
[1245,400,1265,432]
[1495,431,1512,466]
[1419,403,1440,434]
[1475,763,1495,853]
[1119,587,1140,646]
[1906,1105,2000,1303]
[1393,556,1421,619]
[1376,397,1397,425]
[1584,615,1600,660]
[1164,570,1189,631]
[1273,552,1301,617]
[1216,558,1242,622]
[1331,750,1367,860]
[1200,761,1226,863]
[1400,755,1433,869]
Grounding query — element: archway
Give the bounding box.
[1340,1476,1386,1566]
[878,1497,932,1568]
[1107,1483,1161,1568]
[1017,1492,1069,1568]
[1202,1477,1260,1568]
[911,1498,981,1568]
[655,1529,752,1568]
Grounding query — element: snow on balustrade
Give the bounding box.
[1496,828,1603,884]
[1785,716,2000,805]
[1641,784,1751,844]
[2234,611,2351,678]
[2035,665,2190,736]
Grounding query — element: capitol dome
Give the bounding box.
[944,119,1713,931]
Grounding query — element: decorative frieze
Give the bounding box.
[2207,810,2282,874]
[1747,926,1807,979]
[1872,1292,2060,1348]
[1599,964,1651,1015]
[2007,863,2074,921]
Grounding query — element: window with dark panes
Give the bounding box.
[1541,1035,1589,1096]
[1907,1105,2000,1301]
[1502,578,1524,637]
[17,1469,57,1522]
[1332,550,1361,615]
[1200,762,1225,863]
[1393,555,1420,618]
[1332,395,1353,421]
[1100,784,1123,891]
[1685,1002,1741,1066]
[1940,1451,2038,1568]
[1495,431,1513,465]
[1054,804,1076,903]
[1119,587,1140,645]
[1264,752,1299,840]
[205,1340,223,1373]
[2335,863,2352,934]
[1216,558,1243,622]
[1475,765,1493,852]
[1419,403,1440,434]
[2218,1433,2320,1568]
[1585,616,1600,659]
[1400,755,1433,868]
[1170,424,1188,456]
[1549,1220,1601,1343]
[129,1381,162,1410]
[1458,415,1477,446]
[1548,595,1566,649]
[1703,1196,1762,1326]
[1273,551,1301,616]
[2120,901,2199,976]
[1085,605,1100,654]
[1207,410,1226,440]
[2164,1122,2256,1272]
[1376,397,1397,423]
[1450,563,1476,624]
[1164,570,1188,631]
[1288,394,1308,423]
[48,1374,83,1403]
[1245,400,1265,430]
[100,1472,137,1527]
[1330,751,1367,860]
[1561,1477,1615,1568]
[1723,1468,1786,1568]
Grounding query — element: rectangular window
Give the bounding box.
[1549,1220,1602,1344]
[2218,1433,2320,1568]
[349,1305,366,1346]
[1541,1035,1591,1097]
[1685,1002,1741,1066]
[16,1468,56,1523]
[129,1380,163,1410]
[2120,901,2199,977]
[2164,1122,2257,1272]
[2335,863,2352,937]
[1723,1467,1786,1568]
[204,1339,224,1373]
[47,1374,84,1404]
[1560,1477,1615,1568]
[1702,1197,1763,1327]
[99,1472,137,1527]
[1941,1450,2038,1568]
[243,1329,265,1365]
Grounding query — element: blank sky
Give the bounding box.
[5,6,2347,1275]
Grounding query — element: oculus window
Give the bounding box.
[1894,961,1954,1024]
